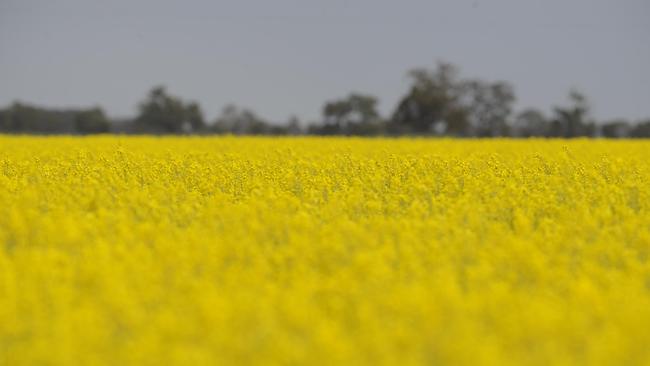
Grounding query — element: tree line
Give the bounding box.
[2,62,649,138]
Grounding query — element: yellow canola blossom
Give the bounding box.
[1,136,650,365]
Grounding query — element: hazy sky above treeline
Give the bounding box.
[1,0,649,123]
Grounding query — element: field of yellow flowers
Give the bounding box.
[1,136,650,365]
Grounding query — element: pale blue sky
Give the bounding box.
[1,0,649,123]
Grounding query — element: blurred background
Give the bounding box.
[1,0,649,137]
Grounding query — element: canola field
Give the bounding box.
[1,136,650,365]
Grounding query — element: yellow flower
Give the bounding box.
[0,136,649,365]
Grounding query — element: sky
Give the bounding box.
[1,0,649,124]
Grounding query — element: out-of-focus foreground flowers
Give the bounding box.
[1,136,650,365]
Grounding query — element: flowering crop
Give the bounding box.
[1,136,650,365]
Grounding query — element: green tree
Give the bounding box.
[550,90,595,137]
[463,80,515,137]
[630,119,650,138]
[135,86,205,133]
[314,93,383,135]
[211,105,270,135]
[0,102,92,134]
[514,108,549,137]
[283,115,303,135]
[601,119,630,138]
[74,108,110,134]
[185,102,206,133]
[391,62,467,135]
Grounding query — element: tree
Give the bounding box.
[601,119,631,138]
[0,102,105,134]
[185,102,206,133]
[513,108,549,137]
[211,105,270,135]
[462,80,515,137]
[280,115,303,135]
[391,62,466,135]
[550,90,595,138]
[135,86,205,134]
[390,62,516,137]
[313,93,383,135]
[74,108,110,134]
[1,103,71,133]
[630,119,650,138]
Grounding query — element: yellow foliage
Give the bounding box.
[1,136,650,365]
